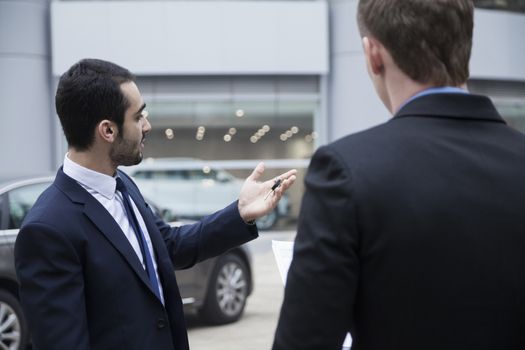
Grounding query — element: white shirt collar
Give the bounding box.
[63,153,117,199]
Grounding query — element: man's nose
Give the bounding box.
[143,117,152,134]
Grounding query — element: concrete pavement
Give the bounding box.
[187,231,296,350]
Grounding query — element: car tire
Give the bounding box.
[256,209,278,231]
[0,289,29,350]
[200,253,249,325]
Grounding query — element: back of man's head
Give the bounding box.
[358,0,474,86]
[55,58,135,151]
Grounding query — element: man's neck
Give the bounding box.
[68,149,116,176]
[386,79,435,115]
[384,67,467,114]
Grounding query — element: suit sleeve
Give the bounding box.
[153,201,258,270]
[273,145,359,350]
[14,222,90,350]
[120,170,259,270]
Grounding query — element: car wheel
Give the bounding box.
[0,290,28,350]
[256,209,278,231]
[200,254,249,324]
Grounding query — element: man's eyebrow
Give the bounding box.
[136,103,146,115]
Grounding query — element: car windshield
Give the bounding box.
[133,170,188,180]
[132,168,234,182]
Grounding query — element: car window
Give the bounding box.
[215,170,234,183]
[132,168,235,182]
[187,169,218,180]
[134,170,188,180]
[0,194,6,229]
[8,183,49,229]
[133,170,151,179]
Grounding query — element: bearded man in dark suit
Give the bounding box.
[15,58,296,350]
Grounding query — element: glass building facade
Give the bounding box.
[474,0,525,13]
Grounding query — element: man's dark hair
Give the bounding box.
[55,58,136,151]
[358,0,474,86]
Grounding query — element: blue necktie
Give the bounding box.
[116,177,162,302]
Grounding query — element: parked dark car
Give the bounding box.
[0,176,253,350]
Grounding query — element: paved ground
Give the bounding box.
[187,230,296,350]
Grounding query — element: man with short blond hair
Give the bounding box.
[273,1,525,349]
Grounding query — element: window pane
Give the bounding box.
[497,103,525,132]
[8,183,48,230]
[0,194,5,230]
[468,79,525,134]
[144,99,317,161]
[474,0,525,13]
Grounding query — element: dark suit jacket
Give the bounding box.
[273,93,525,350]
[15,169,257,350]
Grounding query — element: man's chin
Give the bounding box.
[129,153,143,166]
[135,153,144,165]
[117,153,143,167]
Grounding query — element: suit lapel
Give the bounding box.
[82,200,153,287]
[54,169,160,300]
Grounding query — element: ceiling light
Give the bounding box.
[223,134,232,142]
[236,109,245,118]
[196,126,205,141]
[165,128,174,140]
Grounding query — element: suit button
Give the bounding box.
[157,318,166,329]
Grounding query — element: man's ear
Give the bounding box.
[97,120,117,143]
[362,36,384,75]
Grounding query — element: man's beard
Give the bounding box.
[110,134,143,167]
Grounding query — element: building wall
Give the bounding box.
[470,9,525,80]
[0,0,524,179]
[325,0,525,142]
[51,1,329,76]
[0,0,55,179]
[324,0,388,142]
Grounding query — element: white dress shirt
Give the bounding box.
[63,154,165,304]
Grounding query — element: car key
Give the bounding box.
[264,178,282,200]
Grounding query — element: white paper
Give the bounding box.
[272,240,353,349]
[272,240,295,284]
[342,334,352,348]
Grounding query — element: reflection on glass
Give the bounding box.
[474,0,525,12]
[141,98,318,230]
[144,99,317,161]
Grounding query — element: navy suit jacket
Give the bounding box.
[15,169,257,350]
[273,93,525,349]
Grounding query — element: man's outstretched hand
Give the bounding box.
[238,163,297,224]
